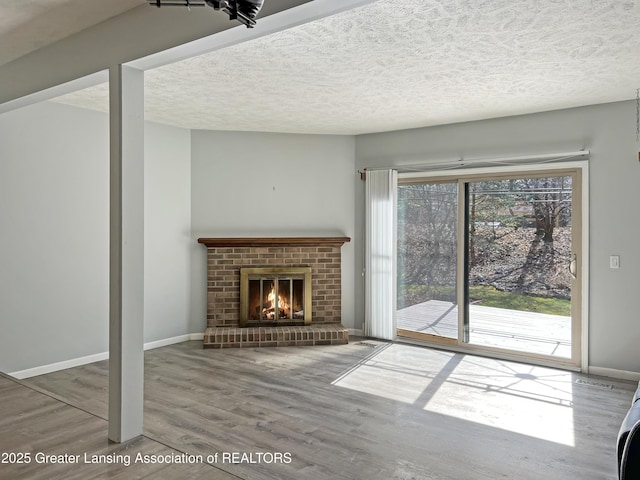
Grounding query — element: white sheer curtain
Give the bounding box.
[365,169,398,340]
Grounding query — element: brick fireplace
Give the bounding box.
[198,237,350,348]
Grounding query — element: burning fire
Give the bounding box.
[264,283,290,319]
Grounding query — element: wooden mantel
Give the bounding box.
[197,237,351,248]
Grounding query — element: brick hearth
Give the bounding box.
[198,237,350,349]
[203,324,349,349]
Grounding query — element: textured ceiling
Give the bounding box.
[0,0,146,66]
[53,0,640,134]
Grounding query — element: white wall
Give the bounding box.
[0,101,109,373]
[144,122,192,342]
[355,100,640,374]
[0,101,193,374]
[190,130,356,331]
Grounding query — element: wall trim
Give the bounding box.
[9,333,204,379]
[143,333,203,350]
[13,331,637,383]
[588,366,640,382]
[9,351,110,380]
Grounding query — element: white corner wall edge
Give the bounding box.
[0,70,108,116]
[588,366,640,382]
[8,333,204,380]
[349,329,364,337]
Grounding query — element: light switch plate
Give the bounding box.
[610,255,620,269]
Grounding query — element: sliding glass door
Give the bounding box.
[397,181,459,344]
[397,168,582,367]
[465,176,573,358]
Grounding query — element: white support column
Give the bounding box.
[108,64,144,443]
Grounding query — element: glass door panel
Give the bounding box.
[465,175,573,358]
[397,182,459,343]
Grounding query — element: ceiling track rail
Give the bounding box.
[148,0,259,28]
[361,150,590,175]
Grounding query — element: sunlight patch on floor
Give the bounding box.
[333,344,575,446]
[423,355,575,446]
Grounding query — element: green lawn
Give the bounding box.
[469,285,570,316]
[401,284,571,316]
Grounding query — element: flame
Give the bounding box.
[264,283,290,319]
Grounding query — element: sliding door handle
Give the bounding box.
[569,254,577,280]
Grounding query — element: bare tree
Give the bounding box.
[523,176,572,242]
[397,183,457,306]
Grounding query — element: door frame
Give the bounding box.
[398,161,589,372]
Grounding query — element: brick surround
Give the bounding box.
[198,237,350,348]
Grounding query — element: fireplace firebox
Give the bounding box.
[240,267,312,327]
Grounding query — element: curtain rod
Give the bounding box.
[359,150,590,176]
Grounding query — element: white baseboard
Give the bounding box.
[11,332,638,384]
[142,333,203,350]
[9,333,205,380]
[9,352,110,380]
[588,366,640,382]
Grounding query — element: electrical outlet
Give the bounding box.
[610,255,620,269]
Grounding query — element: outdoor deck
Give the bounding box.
[397,300,571,358]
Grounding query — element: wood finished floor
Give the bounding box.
[0,373,234,479]
[6,340,637,480]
